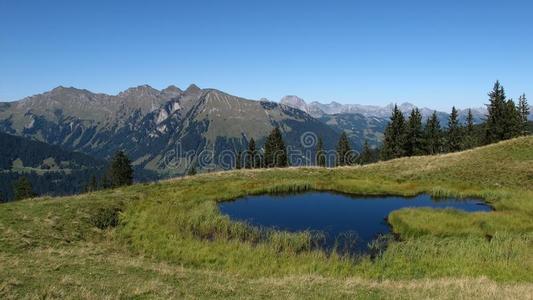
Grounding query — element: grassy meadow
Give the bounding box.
[1,136,532,298]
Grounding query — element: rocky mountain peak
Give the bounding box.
[48,86,87,95]
[118,85,159,97]
[280,95,309,112]
[184,84,202,94]
[162,85,182,94]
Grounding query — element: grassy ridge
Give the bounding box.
[0,137,532,298]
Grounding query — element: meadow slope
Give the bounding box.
[0,136,532,299]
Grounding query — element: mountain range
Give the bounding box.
[1,85,531,179]
[279,95,490,122]
[0,85,340,177]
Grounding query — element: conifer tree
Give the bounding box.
[85,175,98,192]
[466,109,475,133]
[358,140,373,165]
[380,105,406,160]
[107,151,134,188]
[462,109,478,149]
[13,176,36,201]
[484,81,507,144]
[101,174,112,189]
[424,111,442,155]
[264,127,288,168]
[503,99,521,139]
[404,108,424,156]
[235,150,242,169]
[245,138,256,169]
[446,106,463,152]
[518,94,530,135]
[187,164,197,176]
[316,136,326,167]
[336,132,353,166]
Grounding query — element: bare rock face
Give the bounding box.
[280,95,309,113]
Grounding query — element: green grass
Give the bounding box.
[1,136,532,298]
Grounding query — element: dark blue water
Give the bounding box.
[219,192,490,253]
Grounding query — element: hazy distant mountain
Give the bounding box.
[0,85,341,176]
[280,96,488,122]
[279,95,506,148]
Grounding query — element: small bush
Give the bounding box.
[90,206,122,229]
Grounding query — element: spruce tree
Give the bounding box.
[187,164,197,176]
[463,109,478,149]
[85,175,98,192]
[503,99,521,139]
[316,136,326,167]
[404,108,424,156]
[446,106,463,152]
[101,174,112,189]
[107,151,134,188]
[245,138,256,169]
[518,94,530,135]
[13,176,36,201]
[380,105,406,160]
[484,81,507,144]
[424,111,442,155]
[358,140,373,165]
[235,150,242,169]
[336,132,353,166]
[264,127,288,168]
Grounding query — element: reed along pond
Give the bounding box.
[219,192,491,255]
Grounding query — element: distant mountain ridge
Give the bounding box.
[1,85,530,177]
[278,95,508,149]
[0,85,341,176]
[279,95,490,122]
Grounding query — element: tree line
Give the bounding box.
[232,126,378,170]
[380,81,529,160]
[231,81,529,171]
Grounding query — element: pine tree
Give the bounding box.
[101,174,112,189]
[380,105,406,160]
[502,99,521,139]
[245,138,256,169]
[518,94,530,135]
[358,140,373,165]
[316,136,326,167]
[264,127,288,168]
[107,151,134,188]
[13,176,36,201]
[463,109,478,149]
[466,109,475,132]
[187,164,197,176]
[336,132,353,166]
[404,108,424,156]
[424,111,442,155]
[484,81,507,144]
[446,106,463,152]
[235,150,242,169]
[85,175,98,192]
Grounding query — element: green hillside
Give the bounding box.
[0,136,532,298]
[0,132,106,200]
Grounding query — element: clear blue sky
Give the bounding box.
[1,0,532,110]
